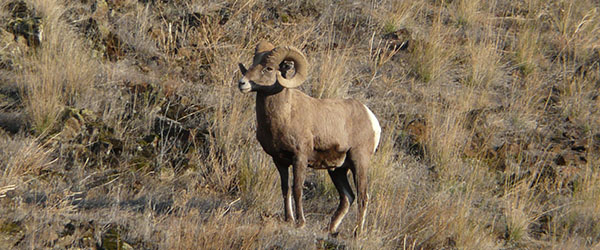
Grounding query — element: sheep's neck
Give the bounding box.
[256,87,292,125]
[255,88,292,154]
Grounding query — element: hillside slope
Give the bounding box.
[0,0,599,249]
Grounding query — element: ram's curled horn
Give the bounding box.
[267,46,308,88]
[253,41,275,65]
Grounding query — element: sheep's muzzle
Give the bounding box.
[238,78,252,93]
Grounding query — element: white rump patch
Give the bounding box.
[363,104,381,153]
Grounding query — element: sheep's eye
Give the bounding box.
[263,67,273,73]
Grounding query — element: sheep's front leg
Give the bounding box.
[275,159,294,222]
[292,156,307,228]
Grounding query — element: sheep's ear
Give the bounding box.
[279,60,295,78]
[238,63,247,75]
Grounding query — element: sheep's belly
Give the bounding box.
[308,150,346,169]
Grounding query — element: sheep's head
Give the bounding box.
[238,41,308,93]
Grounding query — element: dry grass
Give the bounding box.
[0,0,599,249]
[14,0,99,135]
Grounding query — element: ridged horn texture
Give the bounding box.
[266,46,309,88]
[255,41,274,54]
[253,41,275,65]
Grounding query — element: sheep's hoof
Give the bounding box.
[296,220,305,229]
[324,225,339,237]
[352,226,361,238]
[329,231,340,238]
[284,216,294,223]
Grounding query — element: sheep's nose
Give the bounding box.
[238,79,251,93]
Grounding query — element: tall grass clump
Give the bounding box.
[454,0,481,28]
[311,47,352,99]
[424,98,470,176]
[546,0,600,63]
[502,179,545,247]
[0,135,53,183]
[16,0,99,135]
[542,165,600,247]
[409,13,456,83]
[237,151,279,210]
[202,63,255,193]
[463,37,504,88]
[513,23,543,76]
[375,0,425,34]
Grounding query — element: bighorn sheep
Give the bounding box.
[237,41,381,236]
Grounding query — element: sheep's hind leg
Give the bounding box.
[327,165,355,236]
[275,159,294,223]
[350,153,370,237]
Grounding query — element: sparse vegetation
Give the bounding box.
[0,0,599,249]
